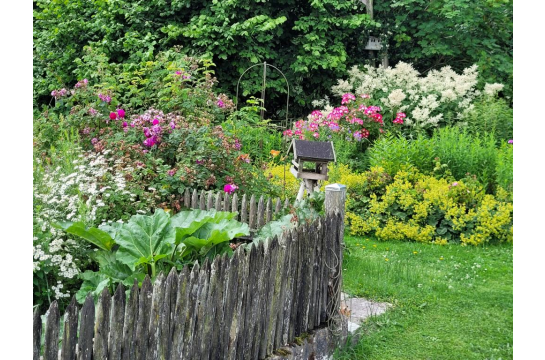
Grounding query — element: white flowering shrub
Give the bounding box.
[33,147,151,307]
[326,62,504,137]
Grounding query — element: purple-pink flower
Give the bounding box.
[152,118,159,125]
[508,139,513,144]
[117,109,125,118]
[91,138,98,145]
[217,99,225,108]
[122,121,128,128]
[167,169,177,176]
[224,184,238,194]
[110,112,117,120]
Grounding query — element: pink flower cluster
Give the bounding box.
[224,184,238,194]
[283,95,385,142]
[98,93,112,103]
[74,79,88,89]
[175,70,191,80]
[341,93,356,105]
[51,88,68,99]
[393,112,406,125]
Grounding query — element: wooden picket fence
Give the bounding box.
[178,188,291,232]
[33,213,344,360]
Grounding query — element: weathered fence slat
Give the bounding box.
[211,254,228,360]
[184,188,190,209]
[275,230,291,349]
[181,262,200,359]
[33,307,42,360]
[147,272,166,360]
[263,236,281,357]
[266,197,273,223]
[171,266,190,359]
[215,192,223,211]
[192,259,210,358]
[135,276,152,360]
[240,194,248,224]
[253,239,268,359]
[238,243,256,358]
[283,229,297,344]
[245,241,264,359]
[291,225,304,338]
[109,284,126,360]
[284,198,290,210]
[199,190,206,210]
[274,198,282,217]
[122,279,139,360]
[43,300,60,360]
[299,223,312,333]
[61,297,79,360]
[203,256,222,358]
[231,193,239,220]
[206,191,214,210]
[223,193,231,212]
[94,287,111,360]
[159,268,178,360]
[314,217,326,326]
[227,247,245,360]
[249,194,257,230]
[257,195,265,229]
[306,222,316,330]
[77,295,95,360]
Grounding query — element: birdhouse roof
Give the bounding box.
[287,139,336,162]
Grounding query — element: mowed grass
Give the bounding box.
[334,235,513,360]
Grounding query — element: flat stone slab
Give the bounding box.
[341,292,391,327]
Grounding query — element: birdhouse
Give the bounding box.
[287,139,336,198]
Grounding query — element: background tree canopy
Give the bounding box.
[33,0,513,117]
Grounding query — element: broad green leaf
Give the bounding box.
[189,219,250,247]
[115,209,175,270]
[55,221,115,251]
[170,209,237,244]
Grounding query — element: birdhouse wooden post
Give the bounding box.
[287,139,336,200]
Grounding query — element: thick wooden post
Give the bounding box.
[324,183,347,346]
[325,183,347,235]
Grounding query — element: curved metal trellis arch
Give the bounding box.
[235,61,290,124]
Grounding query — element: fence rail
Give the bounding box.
[34,212,344,360]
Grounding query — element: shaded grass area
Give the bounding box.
[334,235,513,360]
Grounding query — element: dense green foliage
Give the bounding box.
[33,0,512,116]
[335,236,513,359]
[374,0,513,100]
[367,127,512,194]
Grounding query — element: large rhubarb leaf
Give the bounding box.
[54,221,115,251]
[184,219,249,249]
[115,209,175,270]
[170,209,237,244]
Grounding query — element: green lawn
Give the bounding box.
[334,235,513,360]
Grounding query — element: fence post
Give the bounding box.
[325,183,346,232]
[324,183,348,347]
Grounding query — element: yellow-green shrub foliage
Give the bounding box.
[322,163,392,213]
[349,169,513,245]
[263,163,301,199]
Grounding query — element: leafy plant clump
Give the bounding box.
[346,169,513,246]
[57,208,249,302]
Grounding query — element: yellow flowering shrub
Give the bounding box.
[263,163,301,199]
[348,169,513,245]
